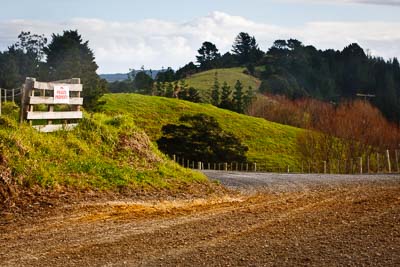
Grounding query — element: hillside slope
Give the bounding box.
[184,68,261,100]
[100,94,303,169]
[0,113,213,210]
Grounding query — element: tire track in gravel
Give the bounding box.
[137,188,361,266]
[1,177,399,267]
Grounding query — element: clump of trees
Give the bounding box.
[177,35,400,124]
[210,73,255,114]
[259,40,400,123]
[0,30,108,110]
[157,114,248,163]
[109,67,204,103]
[248,94,400,167]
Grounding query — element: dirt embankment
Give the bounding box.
[1,178,399,267]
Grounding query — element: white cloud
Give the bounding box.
[354,0,400,5]
[1,12,400,73]
[290,0,400,6]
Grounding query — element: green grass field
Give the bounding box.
[0,109,207,192]
[183,68,261,101]
[100,93,303,168]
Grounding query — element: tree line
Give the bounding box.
[111,31,400,123]
[2,30,399,123]
[0,31,107,110]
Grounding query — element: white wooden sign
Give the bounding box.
[54,85,70,104]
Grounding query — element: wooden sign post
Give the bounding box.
[21,77,83,132]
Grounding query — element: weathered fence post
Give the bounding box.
[377,153,380,173]
[386,150,391,173]
[198,162,202,170]
[224,163,228,171]
[253,163,257,172]
[359,157,363,174]
[173,154,176,162]
[287,165,290,173]
[350,159,354,174]
[246,163,249,172]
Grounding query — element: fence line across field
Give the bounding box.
[0,87,22,116]
[171,149,400,175]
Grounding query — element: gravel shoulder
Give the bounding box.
[203,170,400,191]
[1,173,399,266]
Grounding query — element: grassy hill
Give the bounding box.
[184,68,261,101]
[100,94,303,169]
[0,107,214,210]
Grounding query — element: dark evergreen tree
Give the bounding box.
[187,87,201,103]
[44,30,107,110]
[233,80,244,113]
[232,32,264,65]
[0,31,47,89]
[165,82,174,97]
[157,114,248,163]
[211,72,220,106]
[134,71,153,94]
[175,62,198,79]
[219,81,233,110]
[155,81,164,96]
[244,86,255,111]
[156,67,175,82]
[196,41,221,70]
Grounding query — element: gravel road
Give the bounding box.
[1,172,399,266]
[203,170,400,191]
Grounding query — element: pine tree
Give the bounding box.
[233,80,244,113]
[155,81,164,96]
[44,30,107,110]
[165,82,174,97]
[244,86,255,111]
[211,72,220,106]
[219,81,233,110]
[187,87,201,103]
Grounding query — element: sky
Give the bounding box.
[1,0,400,73]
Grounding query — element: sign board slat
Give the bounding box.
[32,124,78,133]
[33,81,82,92]
[27,111,83,120]
[29,97,83,105]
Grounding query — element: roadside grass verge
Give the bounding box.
[0,113,208,196]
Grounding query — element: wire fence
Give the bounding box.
[0,87,22,116]
[171,149,400,175]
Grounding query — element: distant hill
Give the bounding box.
[184,67,261,101]
[99,73,129,82]
[100,69,162,82]
[99,93,302,169]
